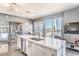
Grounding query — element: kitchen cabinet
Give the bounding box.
[26,41,56,56]
[17,37,32,55]
[24,40,39,56]
[17,37,21,50]
[17,36,57,56]
[21,38,26,53]
[64,34,79,51]
[35,43,56,56]
[64,34,79,43]
[31,42,39,56]
[25,41,32,56]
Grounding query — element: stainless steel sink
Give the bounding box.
[30,37,44,41]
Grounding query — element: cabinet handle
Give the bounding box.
[0,46,2,48]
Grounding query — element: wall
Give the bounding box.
[0,13,29,23]
[64,7,79,24]
[22,21,32,34]
[0,13,32,34]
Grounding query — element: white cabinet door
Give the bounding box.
[17,37,21,50]
[17,37,57,56]
[22,39,26,53]
[31,42,57,56]
[37,45,56,56]
[26,41,32,56]
[31,43,40,56]
[37,46,49,56]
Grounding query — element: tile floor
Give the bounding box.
[0,40,24,56]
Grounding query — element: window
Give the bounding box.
[43,18,53,37]
[34,17,62,39]
[34,21,43,37]
[0,23,9,41]
[54,17,62,37]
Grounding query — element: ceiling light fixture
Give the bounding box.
[26,10,33,13]
[8,3,16,12]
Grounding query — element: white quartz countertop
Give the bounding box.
[17,35,65,50]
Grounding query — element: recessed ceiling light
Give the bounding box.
[26,10,33,13]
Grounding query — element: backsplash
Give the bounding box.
[64,22,79,34]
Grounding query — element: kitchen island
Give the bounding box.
[16,35,66,56]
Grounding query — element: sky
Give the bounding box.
[45,18,61,30]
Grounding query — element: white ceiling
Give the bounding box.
[0,3,79,19]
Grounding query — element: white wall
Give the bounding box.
[22,21,32,34]
[64,7,79,24]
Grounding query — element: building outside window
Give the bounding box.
[34,17,62,39]
[54,17,62,37]
[43,18,53,37]
[34,21,43,37]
